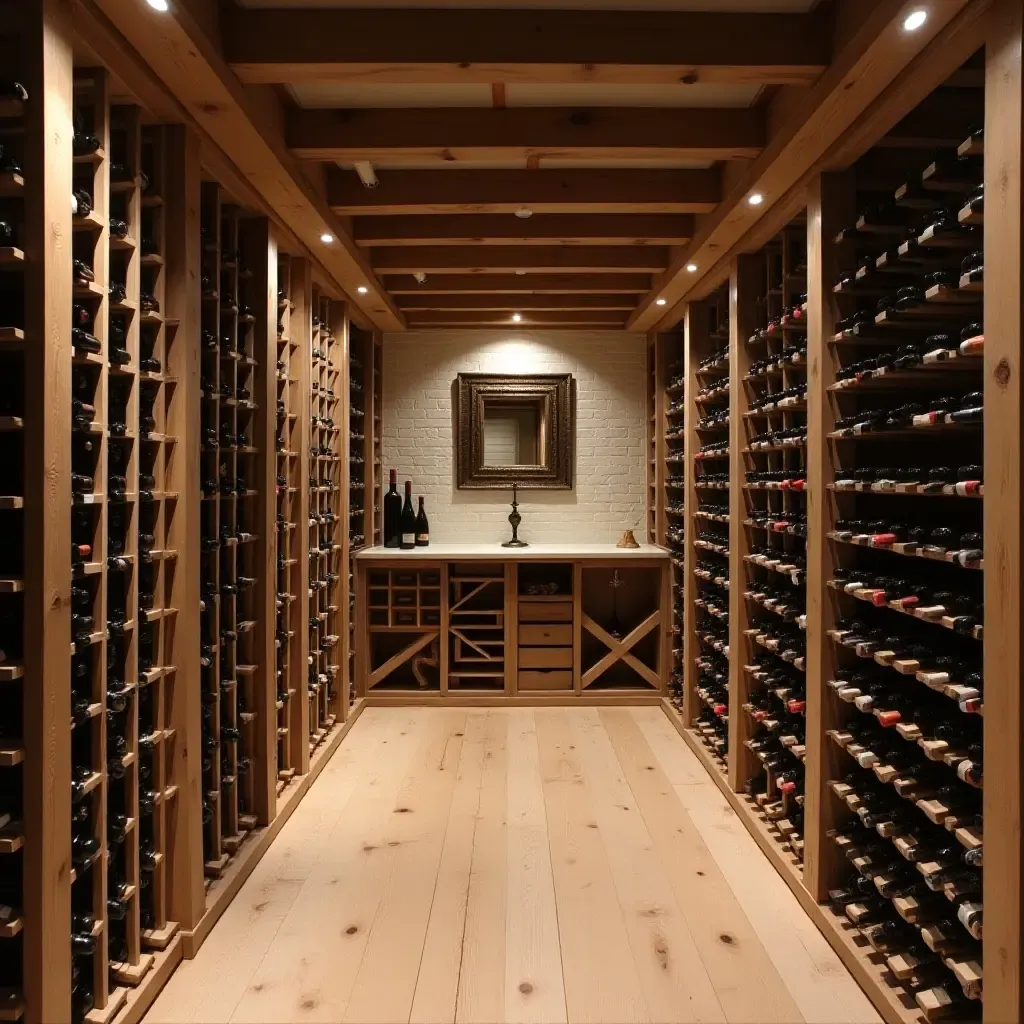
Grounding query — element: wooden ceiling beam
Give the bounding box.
[632,0,981,332]
[404,310,629,328]
[289,107,764,164]
[386,273,652,294]
[328,168,720,215]
[223,7,830,86]
[84,0,405,331]
[371,246,669,275]
[396,294,635,311]
[352,214,694,247]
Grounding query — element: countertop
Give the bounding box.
[355,542,669,561]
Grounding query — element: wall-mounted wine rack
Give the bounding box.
[648,52,1010,1024]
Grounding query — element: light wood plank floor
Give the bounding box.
[145,707,881,1024]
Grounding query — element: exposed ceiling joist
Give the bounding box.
[327,167,720,215]
[352,214,694,247]
[404,310,629,327]
[223,7,831,86]
[396,294,635,311]
[288,106,765,164]
[385,273,653,294]
[371,246,669,274]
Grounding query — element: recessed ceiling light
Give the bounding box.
[145,0,169,10]
[357,286,368,294]
[903,9,928,31]
[656,298,667,306]
[512,313,522,322]
[686,263,698,273]
[515,207,534,219]
[515,270,527,276]
[747,193,764,207]
[320,232,334,244]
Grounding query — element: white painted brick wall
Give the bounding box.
[382,330,648,543]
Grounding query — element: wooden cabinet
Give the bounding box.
[354,547,669,702]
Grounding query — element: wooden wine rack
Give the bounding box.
[274,254,307,786]
[307,289,343,746]
[0,10,375,1023]
[650,56,999,1024]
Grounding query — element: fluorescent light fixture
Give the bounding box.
[686,263,698,273]
[357,286,369,294]
[512,313,522,322]
[748,192,764,207]
[656,298,667,306]
[320,233,334,244]
[146,0,169,10]
[903,9,927,31]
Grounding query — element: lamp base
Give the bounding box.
[501,539,529,548]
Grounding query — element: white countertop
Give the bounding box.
[355,542,668,560]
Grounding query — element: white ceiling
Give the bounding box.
[243,0,816,9]
[288,81,764,109]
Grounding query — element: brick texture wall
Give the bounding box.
[382,330,648,543]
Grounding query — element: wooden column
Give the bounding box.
[984,1,1024,1019]
[329,301,351,715]
[162,125,205,931]
[803,171,856,903]
[20,0,73,1018]
[290,255,311,774]
[683,302,710,730]
[245,217,277,824]
[727,254,759,794]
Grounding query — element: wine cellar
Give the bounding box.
[2,0,1024,1023]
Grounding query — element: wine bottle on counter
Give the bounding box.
[383,469,401,548]
[416,496,430,548]
[400,480,416,550]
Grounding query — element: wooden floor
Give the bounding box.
[145,707,881,1024]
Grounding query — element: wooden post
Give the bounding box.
[290,255,311,773]
[329,301,351,716]
[803,171,856,903]
[244,216,277,824]
[20,1,74,1019]
[727,254,759,794]
[163,125,205,930]
[683,302,710,730]
[984,1,1024,1019]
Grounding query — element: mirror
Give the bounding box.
[456,373,574,489]
[483,400,544,467]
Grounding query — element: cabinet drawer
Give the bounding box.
[518,670,573,691]
[518,600,573,623]
[519,624,573,646]
[519,646,573,670]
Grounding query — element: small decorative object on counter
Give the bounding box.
[501,482,528,548]
[617,522,641,549]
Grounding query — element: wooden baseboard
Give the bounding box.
[108,936,184,1024]
[660,701,924,1024]
[364,692,663,707]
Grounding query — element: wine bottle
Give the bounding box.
[400,480,416,550]
[382,469,402,548]
[415,497,430,547]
